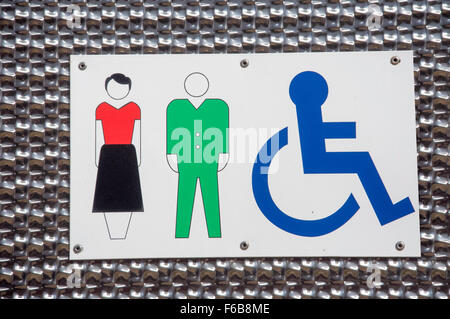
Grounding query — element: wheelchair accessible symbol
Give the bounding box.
[252,71,415,237]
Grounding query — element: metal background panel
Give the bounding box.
[0,0,448,299]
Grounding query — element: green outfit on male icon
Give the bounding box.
[167,99,229,238]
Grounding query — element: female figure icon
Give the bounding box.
[92,73,144,240]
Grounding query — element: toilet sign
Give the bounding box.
[70,51,420,260]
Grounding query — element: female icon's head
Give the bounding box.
[105,73,132,100]
[184,72,209,98]
[289,71,328,107]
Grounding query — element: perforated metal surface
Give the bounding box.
[0,0,448,299]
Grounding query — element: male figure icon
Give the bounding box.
[289,71,414,225]
[166,72,229,238]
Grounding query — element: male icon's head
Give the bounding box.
[289,71,328,107]
[184,72,209,98]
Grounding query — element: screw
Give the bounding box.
[73,244,83,254]
[240,241,249,250]
[395,241,405,251]
[390,56,401,65]
[240,59,249,68]
[78,62,87,70]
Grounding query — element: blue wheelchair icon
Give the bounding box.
[252,71,415,237]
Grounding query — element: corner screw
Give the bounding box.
[73,244,83,254]
[78,62,87,70]
[390,56,401,65]
[240,241,249,250]
[240,59,249,68]
[395,241,405,251]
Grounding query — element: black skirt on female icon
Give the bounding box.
[92,144,144,212]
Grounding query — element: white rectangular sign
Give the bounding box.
[70,51,420,260]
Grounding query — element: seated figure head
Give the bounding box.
[289,71,328,107]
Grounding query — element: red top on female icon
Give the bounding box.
[96,102,141,144]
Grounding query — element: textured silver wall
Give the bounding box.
[0,0,448,299]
